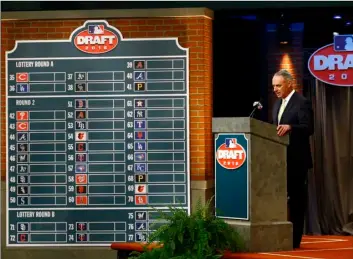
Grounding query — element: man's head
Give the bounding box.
[272,69,294,99]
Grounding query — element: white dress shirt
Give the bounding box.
[278,90,295,124]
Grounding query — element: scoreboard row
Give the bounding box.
[10,209,169,243]
[6,20,190,246]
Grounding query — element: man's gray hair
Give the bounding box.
[274,69,293,82]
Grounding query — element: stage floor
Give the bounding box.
[224,235,353,259]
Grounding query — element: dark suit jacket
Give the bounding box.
[272,91,314,171]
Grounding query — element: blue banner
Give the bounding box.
[214,133,249,220]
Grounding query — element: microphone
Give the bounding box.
[249,100,263,118]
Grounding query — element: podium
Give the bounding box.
[212,117,292,252]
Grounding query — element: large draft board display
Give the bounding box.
[6,20,190,246]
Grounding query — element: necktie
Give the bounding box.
[277,99,286,124]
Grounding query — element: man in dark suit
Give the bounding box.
[271,69,314,249]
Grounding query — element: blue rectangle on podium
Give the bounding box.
[214,133,249,220]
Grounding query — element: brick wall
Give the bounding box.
[266,23,304,120]
[0,17,214,181]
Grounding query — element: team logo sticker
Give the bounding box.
[16,73,28,82]
[216,138,246,170]
[135,184,147,194]
[74,23,119,54]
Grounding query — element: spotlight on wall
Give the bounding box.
[346,21,352,26]
[333,15,342,20]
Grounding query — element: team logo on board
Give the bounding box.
[74,23,118,54]
[308,34,353,86]
[216,138,246,170]
[135,184,147,194]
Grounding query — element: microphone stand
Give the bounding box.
[249,106,257,118]
[249,99,263,118]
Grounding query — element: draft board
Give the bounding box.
[6,20,190,246]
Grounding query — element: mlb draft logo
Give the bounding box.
[74,22,119,54]
[216,138,246,170]
[308,34,353,86]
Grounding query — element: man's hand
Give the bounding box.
[277,124,291,136]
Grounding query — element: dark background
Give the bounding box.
[2,1,353,11]
[3,1,353,120]
[213,13,266,119]
[212,7,353,119]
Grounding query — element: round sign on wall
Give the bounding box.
[308,34,353,86]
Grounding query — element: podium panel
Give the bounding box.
[215,133,249,220]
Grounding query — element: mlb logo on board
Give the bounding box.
[225,138,237,148]
[135,211,147,220]
[16,111,28,121]
[16,84,29,93]
[76,99,86,108]
[17,175,28,184]
[16,122,28,131]
[135,120,146,129]
[135,174,147,183]
[17,154,28,163]
[88,25,104,34]
[135,131,146,140]
[135,195,147,205]
[76,196,88,205]
[17,223,29,232]
[18,144,28,152]
[134,100,145,108]
[76,233,88,241]
[17,233,29,243]
[134,163,146,172]
[16,73,28,82]
[135,222,147,231]
[17,133,28,142]
[135,142,146,151]
[75,131,87,141]
[135,152,146,162]
[76,185,87,194]
[334,35,353,51]
[135,232,147,242]
[76,154,87,162]
[76,143,87,152]
[75,174,87,184]
[76,222,87,231]
[17,165,28,173]
[135,184,147,194]
[135,110,145,119]
[75,164,87,173]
